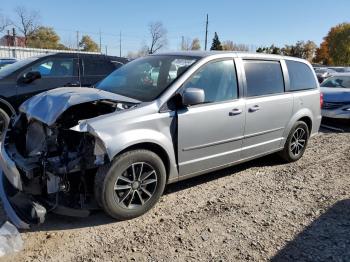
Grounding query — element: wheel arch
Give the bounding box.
[0,97,16,117]
[113,142,172,182]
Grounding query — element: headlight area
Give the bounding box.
[3,114,108,225]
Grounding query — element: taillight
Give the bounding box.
[320,92,323,108]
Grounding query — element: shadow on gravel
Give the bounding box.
[320,118,350,133]
[0,153,285,232]
[271,199,350,262]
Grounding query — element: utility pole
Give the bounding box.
[76,31,79,51]
[105,45,108,55]
[12,28,16,47]
[119,31,122,57]
[204,14,208,51]
[99,29,102,53]
[181,36,184,50]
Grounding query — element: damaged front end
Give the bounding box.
[0,88,138,228]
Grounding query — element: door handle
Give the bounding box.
[229,108,242,116]
[65,81,80,87]
[249,105,260,112]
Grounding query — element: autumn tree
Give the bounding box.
[14,6,40,46]
[326,23,350,66]
[210,32,222,50]
[79,35,99,52]
[27,26,62,49]
[314,40,332,65]
[147,21,167,54]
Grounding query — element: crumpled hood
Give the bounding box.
[321,87,350,103]
[19,87,140,126]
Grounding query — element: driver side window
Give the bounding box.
[182,60,238,103]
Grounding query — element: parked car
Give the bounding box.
[314,67,336,83]
[0,58,17,70]
[0,53,128,134]
[320,73,350,119]
[0,52,322,228]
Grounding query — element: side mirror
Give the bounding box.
[19,71,41,84]
[182,88,205,106]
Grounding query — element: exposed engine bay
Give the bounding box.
[3,99,135,225]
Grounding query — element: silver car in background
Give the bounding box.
[321,73,350,119]
[0,52,322,228]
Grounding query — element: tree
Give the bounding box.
[210,32,222,50]
[190,38,201,50]
[222,41,249,52]
[148,21,167,54]
[314,40,332,65]
[303,40,317,62]
[256,44,281,54]
[326,23,350,66]
[79,35,99,52]
[181,37,201,51]
[27,26,61,49]
[14,6,40,46]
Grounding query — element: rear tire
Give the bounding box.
[94,149,166,220]
[0,108,10,138]
[279,121,309,162]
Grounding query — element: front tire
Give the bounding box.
[279,121,310,162]
[94,149,166,220]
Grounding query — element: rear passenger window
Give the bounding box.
[286,60,318,91]
[244,60,284,97]
[83,59,115,76]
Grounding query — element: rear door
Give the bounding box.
[81,57,115,86]
[177,59,245,177]
[16,56,79,106]
[241,59,293,158]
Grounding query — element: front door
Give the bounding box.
[177,59,245,177]
[16,57,79,107]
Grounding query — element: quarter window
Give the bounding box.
[244,60,284,97]
[286,60,318,91]
[182,60,238,103]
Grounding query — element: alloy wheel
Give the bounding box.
[113,162,157,209]
[290,127,307,156]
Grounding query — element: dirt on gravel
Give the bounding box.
[1,129,350,262]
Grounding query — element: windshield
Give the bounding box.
[0,57,37,78]
[96,55,199,101]
[321,76,350,88]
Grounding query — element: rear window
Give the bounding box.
[83,58,115,76]
[244,60,284,97]
[286,60,318,91]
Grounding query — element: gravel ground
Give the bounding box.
[1,129,350,262]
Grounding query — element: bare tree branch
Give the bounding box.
[148,22,167,54]
[14,6,40,46]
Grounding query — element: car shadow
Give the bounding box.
[0,153,285,232]
[271,199,350,261]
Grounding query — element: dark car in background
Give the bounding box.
[0,58,17,70]
[0,53,128,134]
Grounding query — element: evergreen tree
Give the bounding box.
[210,32,222,50]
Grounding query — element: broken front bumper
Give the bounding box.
[0,142,46,229]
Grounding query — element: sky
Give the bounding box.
[1,0,350,56]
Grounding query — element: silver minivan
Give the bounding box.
[0,52,322,228]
